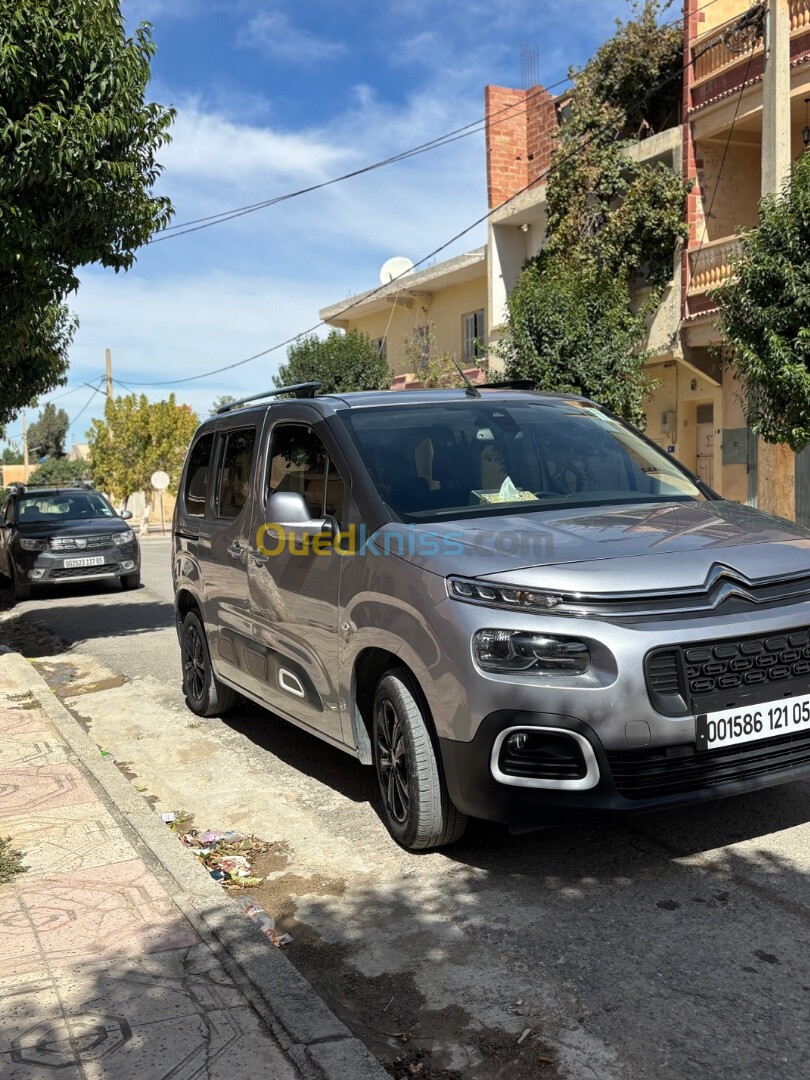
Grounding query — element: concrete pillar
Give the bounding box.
[762,0,792,197]
[758,0,794,518]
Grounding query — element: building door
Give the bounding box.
[695,403,715,487]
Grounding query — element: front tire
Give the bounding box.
[181,610,237,717]
[10,564,32,603]
[373,669,467,850]
[120,571,141,590]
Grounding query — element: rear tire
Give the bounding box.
[120,571,141,590]
[181,609,237,717]
[373,668,467,850]
[10,564,32,603]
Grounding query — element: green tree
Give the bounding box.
[402,325,461,389]
[1,446,23,465]
[501,1,688,424]
[27,456,88,486]
[211,394,237,414]
[87,394,198,501]
[502,254,654,426]
[28,403,69,459]
[0,0,175,425]
[712,153,810,451]
[275,329,391,394]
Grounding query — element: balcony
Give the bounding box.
[687,236,743,294]
[694,3,809,84]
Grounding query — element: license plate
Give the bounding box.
[63,556,105,569]
[696,693,810,751]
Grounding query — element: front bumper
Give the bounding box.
[438,709,810,825]
[14,545,140,586]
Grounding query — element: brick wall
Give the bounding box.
[485,84,558,209]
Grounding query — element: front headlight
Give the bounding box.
[474,629,591,675]
[112,530,135,546]
[449,575,565,611]
[19,538,47,552]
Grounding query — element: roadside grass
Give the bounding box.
[0,836,26,883]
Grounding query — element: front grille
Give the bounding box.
[50,535,112,552]
[646,627,810,715]
[49,564,117,579]
[607,729,810,799]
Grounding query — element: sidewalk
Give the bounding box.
[0,651,386,1080]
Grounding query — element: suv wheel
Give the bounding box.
[373,669,467,850]
[181,610,237,717]
[10,564,32,603]
[120,571,141,591]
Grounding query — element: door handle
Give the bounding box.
[250,548,269,566]
[227,541,244,560]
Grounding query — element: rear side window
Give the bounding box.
[267,424,345,521]
[184,432,215,517]
[217,428,256,519]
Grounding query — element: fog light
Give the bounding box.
[28,569,45,580]
[507,732,529,753]
[121,560,136,571]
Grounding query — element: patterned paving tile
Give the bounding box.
[0,947,297,1079]
[0,706,51,736]
[0,804,136,878]
[0,860,199,975]
[0,737,70,767]
[0,765,96,819]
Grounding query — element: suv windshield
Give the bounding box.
[15,492,117,524]
[339,400,706,522]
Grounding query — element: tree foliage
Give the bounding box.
[28,403,69,459]
[502,255,654,426]
[1,446,23,465]
[29,455,89,486]
[275,329,391,394]
[502,1,689,424]
[402,325,462,389]
[87,394,198,501]
[0,0,175,424]
[712,153,810,452]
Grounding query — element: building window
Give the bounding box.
[372,338,387,362]
[462,310,486,364]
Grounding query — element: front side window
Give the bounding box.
[339,400,706,523]
[15,492,116,523]
[267,424,344,521]
[184,432,215,517]
[216,428,256,519]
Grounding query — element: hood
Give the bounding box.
[372,500,810,593]
[18,517,130,539]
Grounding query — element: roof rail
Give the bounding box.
[478,379,538,391]
[215,383,323,414]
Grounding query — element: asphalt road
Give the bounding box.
[3,540,810,1079]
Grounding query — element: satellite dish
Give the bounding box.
[379,256,414,285]
[151,470,170,491]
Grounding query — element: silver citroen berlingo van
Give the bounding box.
[173,383,810,849]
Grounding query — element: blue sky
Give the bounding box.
[5,0,635,453]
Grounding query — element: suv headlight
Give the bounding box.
[449,575,565,611]
[19,538,47,552]
[474,629,590,675]
[112,530,135,546]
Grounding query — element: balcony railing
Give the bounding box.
[693,2,809,85]
[688,236,743,293]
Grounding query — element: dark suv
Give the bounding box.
[0,484,140,602]
[173,383,810,850]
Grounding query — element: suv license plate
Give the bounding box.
[63,556,105,569]
[696,694,810,751]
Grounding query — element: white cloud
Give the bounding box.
[240,10,347,63]
[161,101,351,187]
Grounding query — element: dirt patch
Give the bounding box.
[34,660,127,702]
[1,616,70,657]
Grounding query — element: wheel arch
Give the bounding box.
[351,647,437,766]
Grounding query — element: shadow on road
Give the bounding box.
[0,597,176,656]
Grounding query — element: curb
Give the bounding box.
[2,651,387,1080]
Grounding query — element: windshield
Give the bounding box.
[16,492,117,524]
[339,399,707,522]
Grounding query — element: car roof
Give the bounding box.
[200,388,592,429]
[12,486,99,497]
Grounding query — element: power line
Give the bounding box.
[152,0,729,245]
[128,13,736,390]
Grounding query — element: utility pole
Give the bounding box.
[22,412,29,483]
[758,0,793,519]
[762,0,791,197]
[106,348,113,400]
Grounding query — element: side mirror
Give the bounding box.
[120,510,133,520]
[266,491,331,540]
